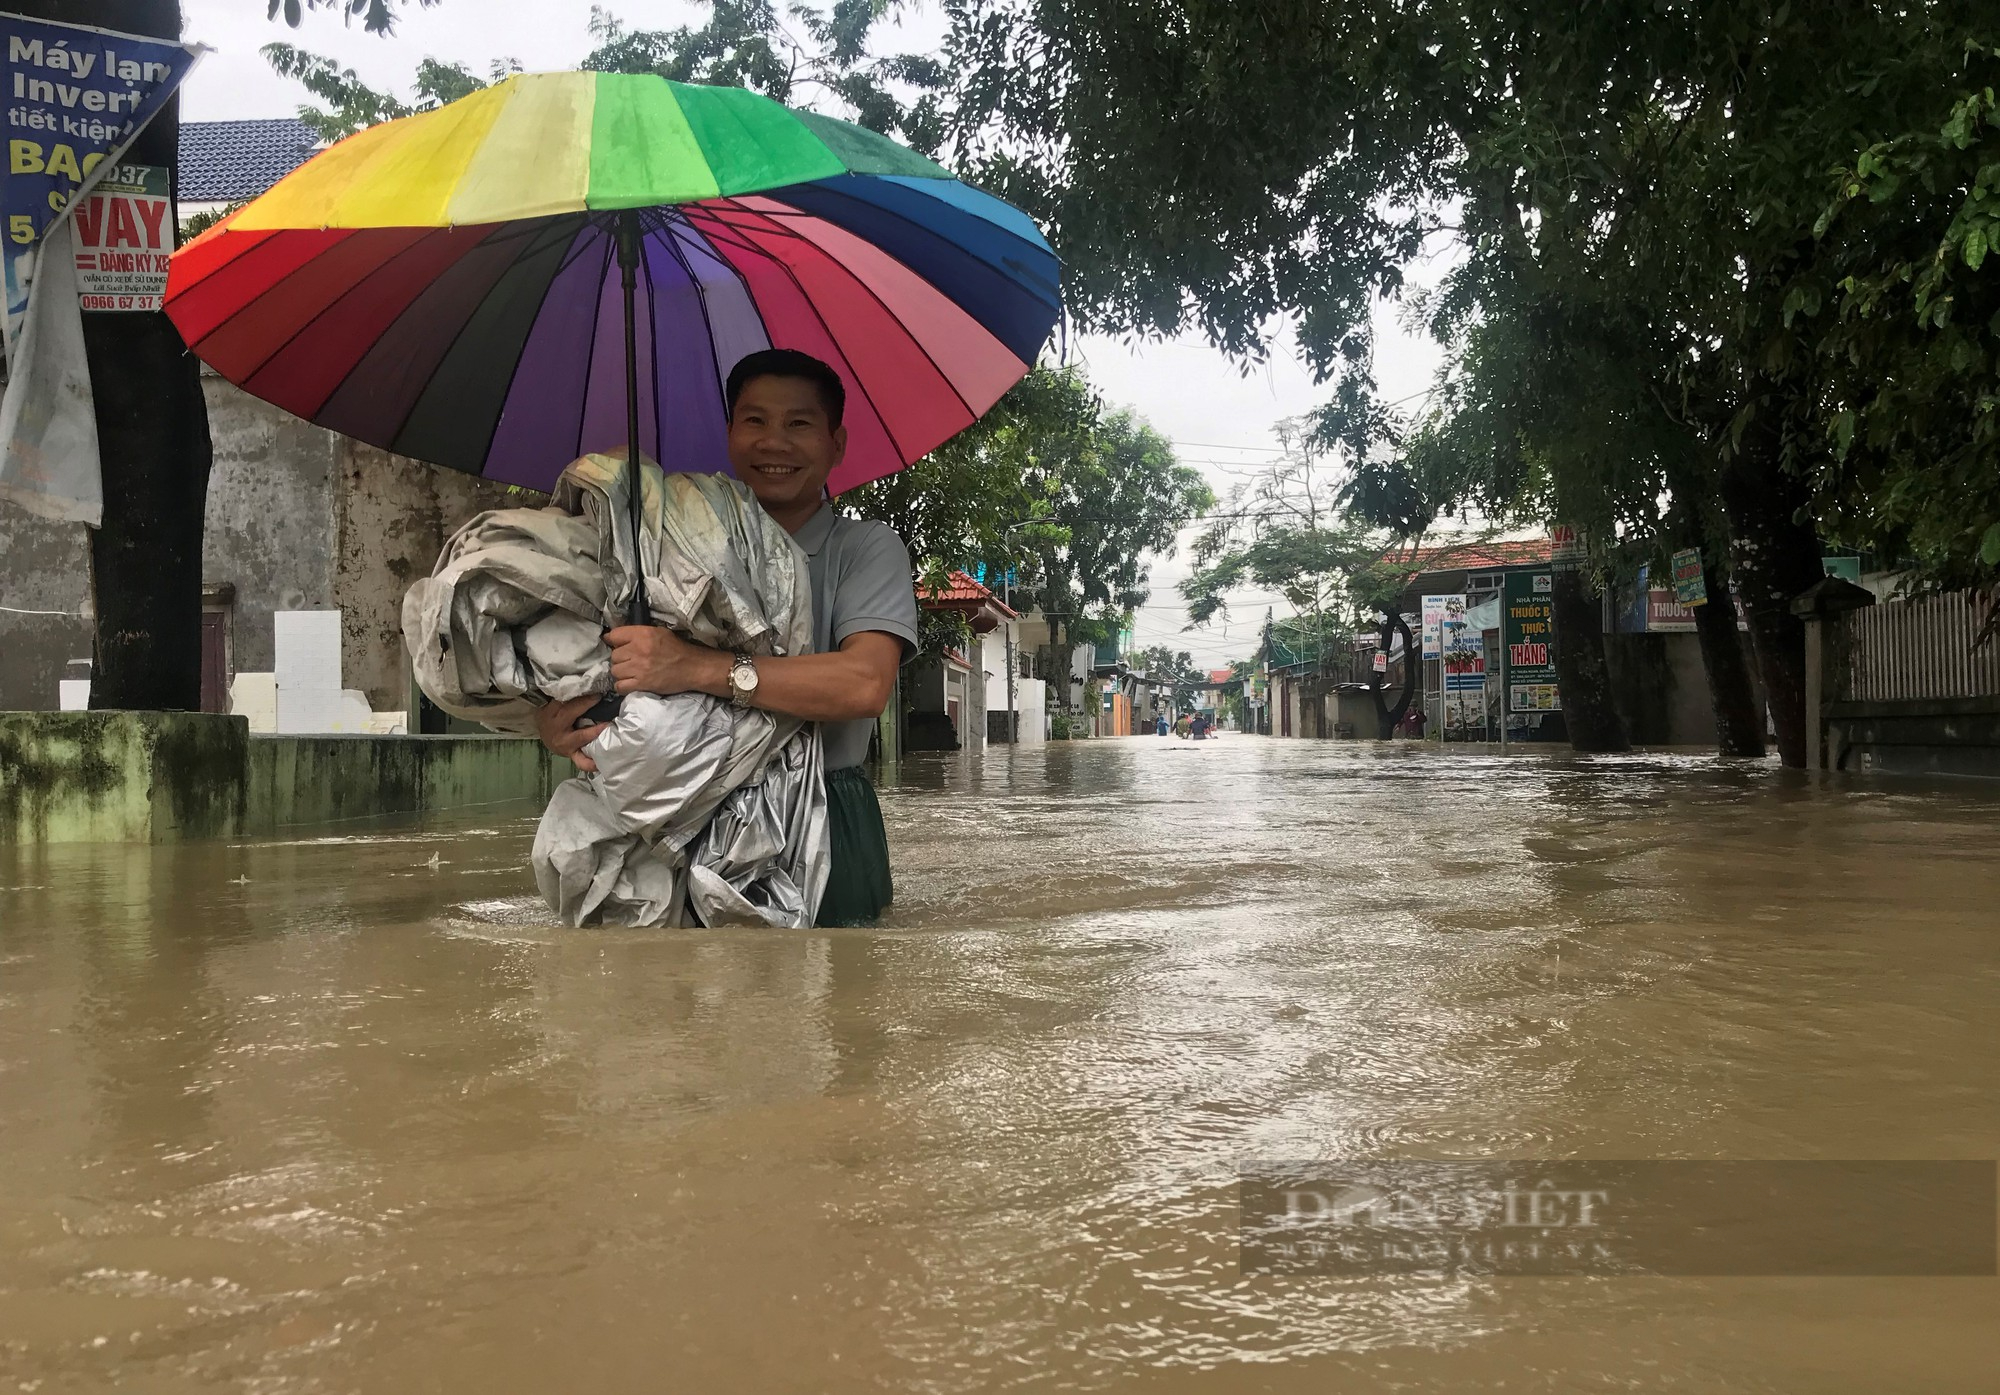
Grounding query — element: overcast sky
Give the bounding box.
[178,0,1450,666]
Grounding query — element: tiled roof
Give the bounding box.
[180,119,321,202]
[916,570,1019,617]
[1396,538,1553,573]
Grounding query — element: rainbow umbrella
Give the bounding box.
[164,71,1059,503]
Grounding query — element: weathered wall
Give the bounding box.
[1604,632,1722,746]
[333,442,517,710]
[3,376,518,715]
[0,508,91,710]
[200,376,341,676]
[0,711,248,843]
[1829,696,2000,779]
[1,709,568,844]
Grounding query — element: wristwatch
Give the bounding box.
[727,652,759,708]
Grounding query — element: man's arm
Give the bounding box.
[604,624,900,723]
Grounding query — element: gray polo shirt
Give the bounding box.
[792,506,919,771]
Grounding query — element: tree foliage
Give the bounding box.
[844,367,1214,648]
[948,2,1998,601]
[1135,644,1200,711]
[267,0,438,36]
[1801,58,2000,587]
[262,43,506,140]
[580,3,947,151]
[1180,421,1409,665]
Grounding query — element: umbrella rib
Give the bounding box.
[688,203,980,444]
[383,217,584,471]
[711,197,984,425]
[684,206,915,466]
[216,224,554,409]
[698,192,1053,380]
[472,217,598,483]
[570,226,616,465]
[185,227,415,389]
[749,182,1062,308]
[653,214,736,451]
[641,213,664,469]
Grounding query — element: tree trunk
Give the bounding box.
[1717,420,1823,767]
[1548,567,1630,752]
[1665,485,1766,757]
[1688,548,1766,756]
[1368,609,1415,739]
[19,0,213,711]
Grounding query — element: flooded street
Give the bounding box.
[3,737,1997,1392]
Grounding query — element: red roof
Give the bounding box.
[1208,668,1233,684]
[916,570,1019,618]
[1395,538,1553,573]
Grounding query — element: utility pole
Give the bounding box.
[19,0,213,711]
[1002,569,1017,743]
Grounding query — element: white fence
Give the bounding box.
[1839,590,2000,702]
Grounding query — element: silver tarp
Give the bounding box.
[401,453,828,928]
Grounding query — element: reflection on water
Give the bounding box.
[2,739,1997,1392]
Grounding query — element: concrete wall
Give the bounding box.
[1,710,570,844]
[201,376,342,676]
[333,441,517,708]
[1,710,247,844]
[1604,632,1722,746]
[0,508,91,711]
[2,376,516,714]
[1829,696,2000,779]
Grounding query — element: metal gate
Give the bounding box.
[1839,590,2000,702]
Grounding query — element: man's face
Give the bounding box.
[726,374,846,515]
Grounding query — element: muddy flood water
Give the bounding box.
[3,737,1997,1392]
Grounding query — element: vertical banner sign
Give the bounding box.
[72,160,170,309]
[2,13,200,356]
[1421,594,1453,660]
[1671,547,1708,606]
[1442,602,1485,735]
[1549,522,1584,573]
[1505,571,1561,714]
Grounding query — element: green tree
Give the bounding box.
[847,368,1212,682]
[1137,644,1200,713]
[938,1,1997,763]
[262,45,504,140]
[581,3,946,151]
[1801,60,2000,591]
[267,0,437,35]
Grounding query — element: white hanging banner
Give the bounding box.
[0,217,101,524]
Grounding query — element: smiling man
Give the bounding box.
[534,349,919,927]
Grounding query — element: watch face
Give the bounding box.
[734,660,759,692]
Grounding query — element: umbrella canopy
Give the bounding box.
[165,71,1060,495]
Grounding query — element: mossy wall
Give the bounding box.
[0,712,247,844]
[1,712,570,844]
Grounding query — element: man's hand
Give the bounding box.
[606,624,730,697]
[535,693,610,772]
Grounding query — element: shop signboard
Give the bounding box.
[71,162,169,310]
[1,13,200,355]
[1550,522,1584,572]
[1504,571,1560,713]
[1421,593,1461,660]
[1670,547,1708,606]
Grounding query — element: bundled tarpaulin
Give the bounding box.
[401,454,828,927]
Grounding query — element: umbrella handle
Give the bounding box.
[576,212,653,729]
[618,209,652,632]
